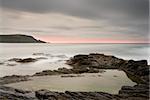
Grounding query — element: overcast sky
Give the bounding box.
[0,0,149,43]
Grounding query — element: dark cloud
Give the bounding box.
[1,0,148,19]
[0,0,149,42]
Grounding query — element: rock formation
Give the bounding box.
[0,75,30,85]
[0,34,46,43]
[67,53,125,69]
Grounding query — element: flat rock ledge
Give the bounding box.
[34,67,102,76]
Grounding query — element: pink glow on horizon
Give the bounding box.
[35,35,149,43]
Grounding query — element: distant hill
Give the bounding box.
[0,34,46,43]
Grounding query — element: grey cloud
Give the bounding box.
[0,27,55,34]
[48,25,105,31]
[0,0,149,42]
[49,26,73,30]
[1,0,148,19]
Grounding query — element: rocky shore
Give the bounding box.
[0,84,149,100]
[0,53,149,100]
[67,53,125,69]
[0,75,30,85]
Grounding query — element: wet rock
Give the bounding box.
[67,53,125,69]
[120,60,149,84]
[35,89,61,100]
[0,86,31,94]
[0,62,4,65]
[57,67,73,74]
[0,85,149,100]
[33,67,101,76]
[34,70,58,76]
[0,75,30,85]
[8,58,37,63]
[118,84,149,100]
[35,89,117,100]
[0,86,37,100]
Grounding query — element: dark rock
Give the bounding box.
[33,67,101,76]
[67,53,125,69]
[0,86,37,100]
[35,89,117,100]
[0,86,31,94]
[34,70,59,76]
[120,60,149,84]
[8,58,38,63]
[0,75,30,85]
[57,67,73,74]
[118,84,149,99]
[0,62,4,65]
[0,85,149,100]
[67,53,149,84]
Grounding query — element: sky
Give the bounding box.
[0,0,149,43]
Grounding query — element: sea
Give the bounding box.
[0,43,149,77]
[0,43,149,93]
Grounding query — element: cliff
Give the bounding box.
[0,34,46,43]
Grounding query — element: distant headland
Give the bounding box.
[0,34,46,43]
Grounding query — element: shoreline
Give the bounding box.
[0,53,149,100]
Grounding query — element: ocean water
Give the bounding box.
[1,43,148,93]
[0,43,149,77]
